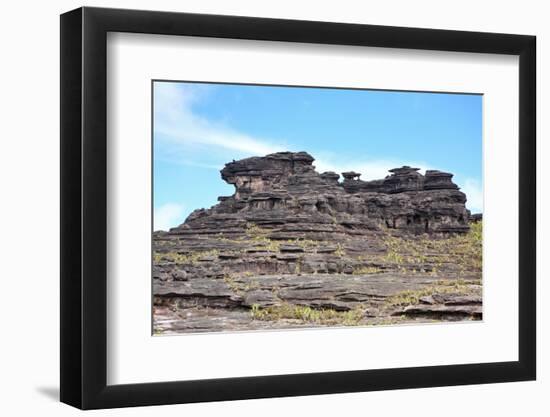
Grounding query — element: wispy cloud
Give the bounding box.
[153,82,482,214]
[460,178,483,213]
[154,203,185,231]
[154,82,285,158]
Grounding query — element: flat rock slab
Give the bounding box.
[154,306,323,334]
[154,273,481,314]
[420,294,482,305]
[398,304,482,319]
[279,244,305,253]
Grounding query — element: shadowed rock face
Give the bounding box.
[172,151,470,237]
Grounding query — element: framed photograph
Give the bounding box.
[60,6,536,409]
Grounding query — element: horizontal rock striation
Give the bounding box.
[170,151,470,239]
[153,152,481,334]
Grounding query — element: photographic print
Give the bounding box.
[152,81,483,335]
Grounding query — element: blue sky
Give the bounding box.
[153,81,482,231]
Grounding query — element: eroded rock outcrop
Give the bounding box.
[172,151,470,238]
[153,152,481,334]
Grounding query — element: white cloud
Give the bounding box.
[460,178,483,213]
[153,82,483,214]
[154,203,185,231]
[154,82,284,157]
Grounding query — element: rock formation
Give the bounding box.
[153,152,481,334]
[172,151,470,239]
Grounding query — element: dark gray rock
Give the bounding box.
[276,253,302,261]
[398,304,482,318]
[171,152,470,238]
[470,213,483,223]
[320,171,340,184]
[242,290,278,308]
[171,269,188,281]
[279,244,305,253]
[153,152,482,333]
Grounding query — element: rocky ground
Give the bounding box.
[153,152,482,334]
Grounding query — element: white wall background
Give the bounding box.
[0,0,546,415]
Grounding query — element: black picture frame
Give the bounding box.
[60,6,536,410]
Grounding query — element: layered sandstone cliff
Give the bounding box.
[153,152,481,334]
[171,151,470,239]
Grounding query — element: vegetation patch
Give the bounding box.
[353,266,383,275]
[153,249,219,264]
[334,243,346,257]
[385,280,478,307]
[250,303,365,326]
[379,222,482,275]
[223,274,260,294]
